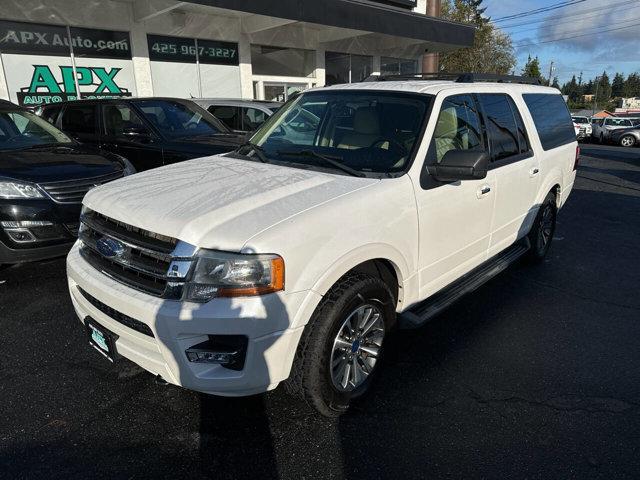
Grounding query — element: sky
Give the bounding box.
[482,0,640,84]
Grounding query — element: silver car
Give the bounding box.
[192,98,282,134]
[591,117,635,143]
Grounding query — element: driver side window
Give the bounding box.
[430,94,483,163]
[103,104,150,141]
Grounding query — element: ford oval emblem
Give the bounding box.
[96,236,126,258]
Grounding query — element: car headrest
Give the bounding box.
[434,107,459,139]
[353,107,380,135]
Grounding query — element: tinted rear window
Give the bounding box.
[522,94,575,151]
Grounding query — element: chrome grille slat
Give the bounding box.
[78,209,188,298]
[39,170,124,204]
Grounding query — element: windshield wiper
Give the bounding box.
[276,149,366,178]
[237,142,269,163]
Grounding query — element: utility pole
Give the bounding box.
[593,76,601,116]
[548,61,555,86]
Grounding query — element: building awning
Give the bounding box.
[186,0,475,49]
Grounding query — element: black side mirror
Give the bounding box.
[430,150,489,182]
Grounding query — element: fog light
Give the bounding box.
[6,229,36,243]
[186,350,237,364]
[185,335,248,371]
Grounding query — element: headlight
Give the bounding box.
[0,179,44,199]
[185,250,284,302]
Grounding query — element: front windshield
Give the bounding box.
[134,100,225,138]
[0,109,72,151]
[250,91,432,176]
[572,117,588,124]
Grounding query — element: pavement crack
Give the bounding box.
[509,274,640,312]
[468,393,639,415]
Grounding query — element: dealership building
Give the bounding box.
[0,0,474,106]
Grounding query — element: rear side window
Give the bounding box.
[209,105,240,130]
[478,94,519,161]
[61,105,97,135]
[522,94,575,151]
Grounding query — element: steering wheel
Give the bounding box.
[370,138,409,156]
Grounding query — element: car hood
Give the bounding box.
[0,144,120,183]
[83,155,379,250]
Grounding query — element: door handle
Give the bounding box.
[530,167,539,177]
[477,185,491,198]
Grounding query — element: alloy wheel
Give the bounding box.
[621,136,635,147]
[330,304,385,392]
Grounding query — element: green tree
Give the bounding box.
[551,76,560,89]
[439,0,516,74]
[623,72,640,97]
[521,55,542,81]
[611,73,625,98]
[595,71,612,107]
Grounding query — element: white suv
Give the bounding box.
[67,75,578,416]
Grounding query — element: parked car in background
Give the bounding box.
[571,116,591,141]
[610,125,640,147]
[67,75,577,416]
[192,98,282,134]
[36,98,245,172]
[0,100,132,265]
[591,117,635,144]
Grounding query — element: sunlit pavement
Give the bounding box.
[1,144,639,479]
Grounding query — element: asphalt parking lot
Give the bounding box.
[1,143,639,479]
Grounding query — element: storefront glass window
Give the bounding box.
[326,52,373,86]
[381,56,419,76]
[251,45,316,78]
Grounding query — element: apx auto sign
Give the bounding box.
[17,65,131,105]
[0,20,135,105]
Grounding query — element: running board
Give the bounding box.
[399,240,530,329]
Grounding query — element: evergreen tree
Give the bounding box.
[522,55,542,80]
[595,71,612,107]
[440,0,516,74]
[623,73,640,97]
[611,73,625,98]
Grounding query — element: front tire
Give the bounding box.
[526,191,557,263]
[285,273,395,417]
[620,135,636,148]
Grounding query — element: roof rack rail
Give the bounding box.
[363,73,542,86]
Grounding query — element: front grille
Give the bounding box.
[79,209,179,297]
[78,287,154,337]
[39,170,124,204]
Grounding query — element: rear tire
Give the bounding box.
[526,191,557,263]
[285,273,395,417]
[620,135,636,148]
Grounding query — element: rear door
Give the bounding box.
[100,102,164,172]
[413,93,497,298]
[477,93,539,257]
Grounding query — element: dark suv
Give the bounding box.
[37,98,245,172]
[0,101,130,264]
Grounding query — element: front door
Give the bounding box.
[411,93,496,299]
[100,102,164,172]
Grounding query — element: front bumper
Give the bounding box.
[0,199,80,264]
[67,243,316,396]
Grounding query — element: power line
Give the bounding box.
[500,5,640,35]
[492,0,587,22]
[515,21,640,47]
[496,0,640,29]
[519,15,640,43]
